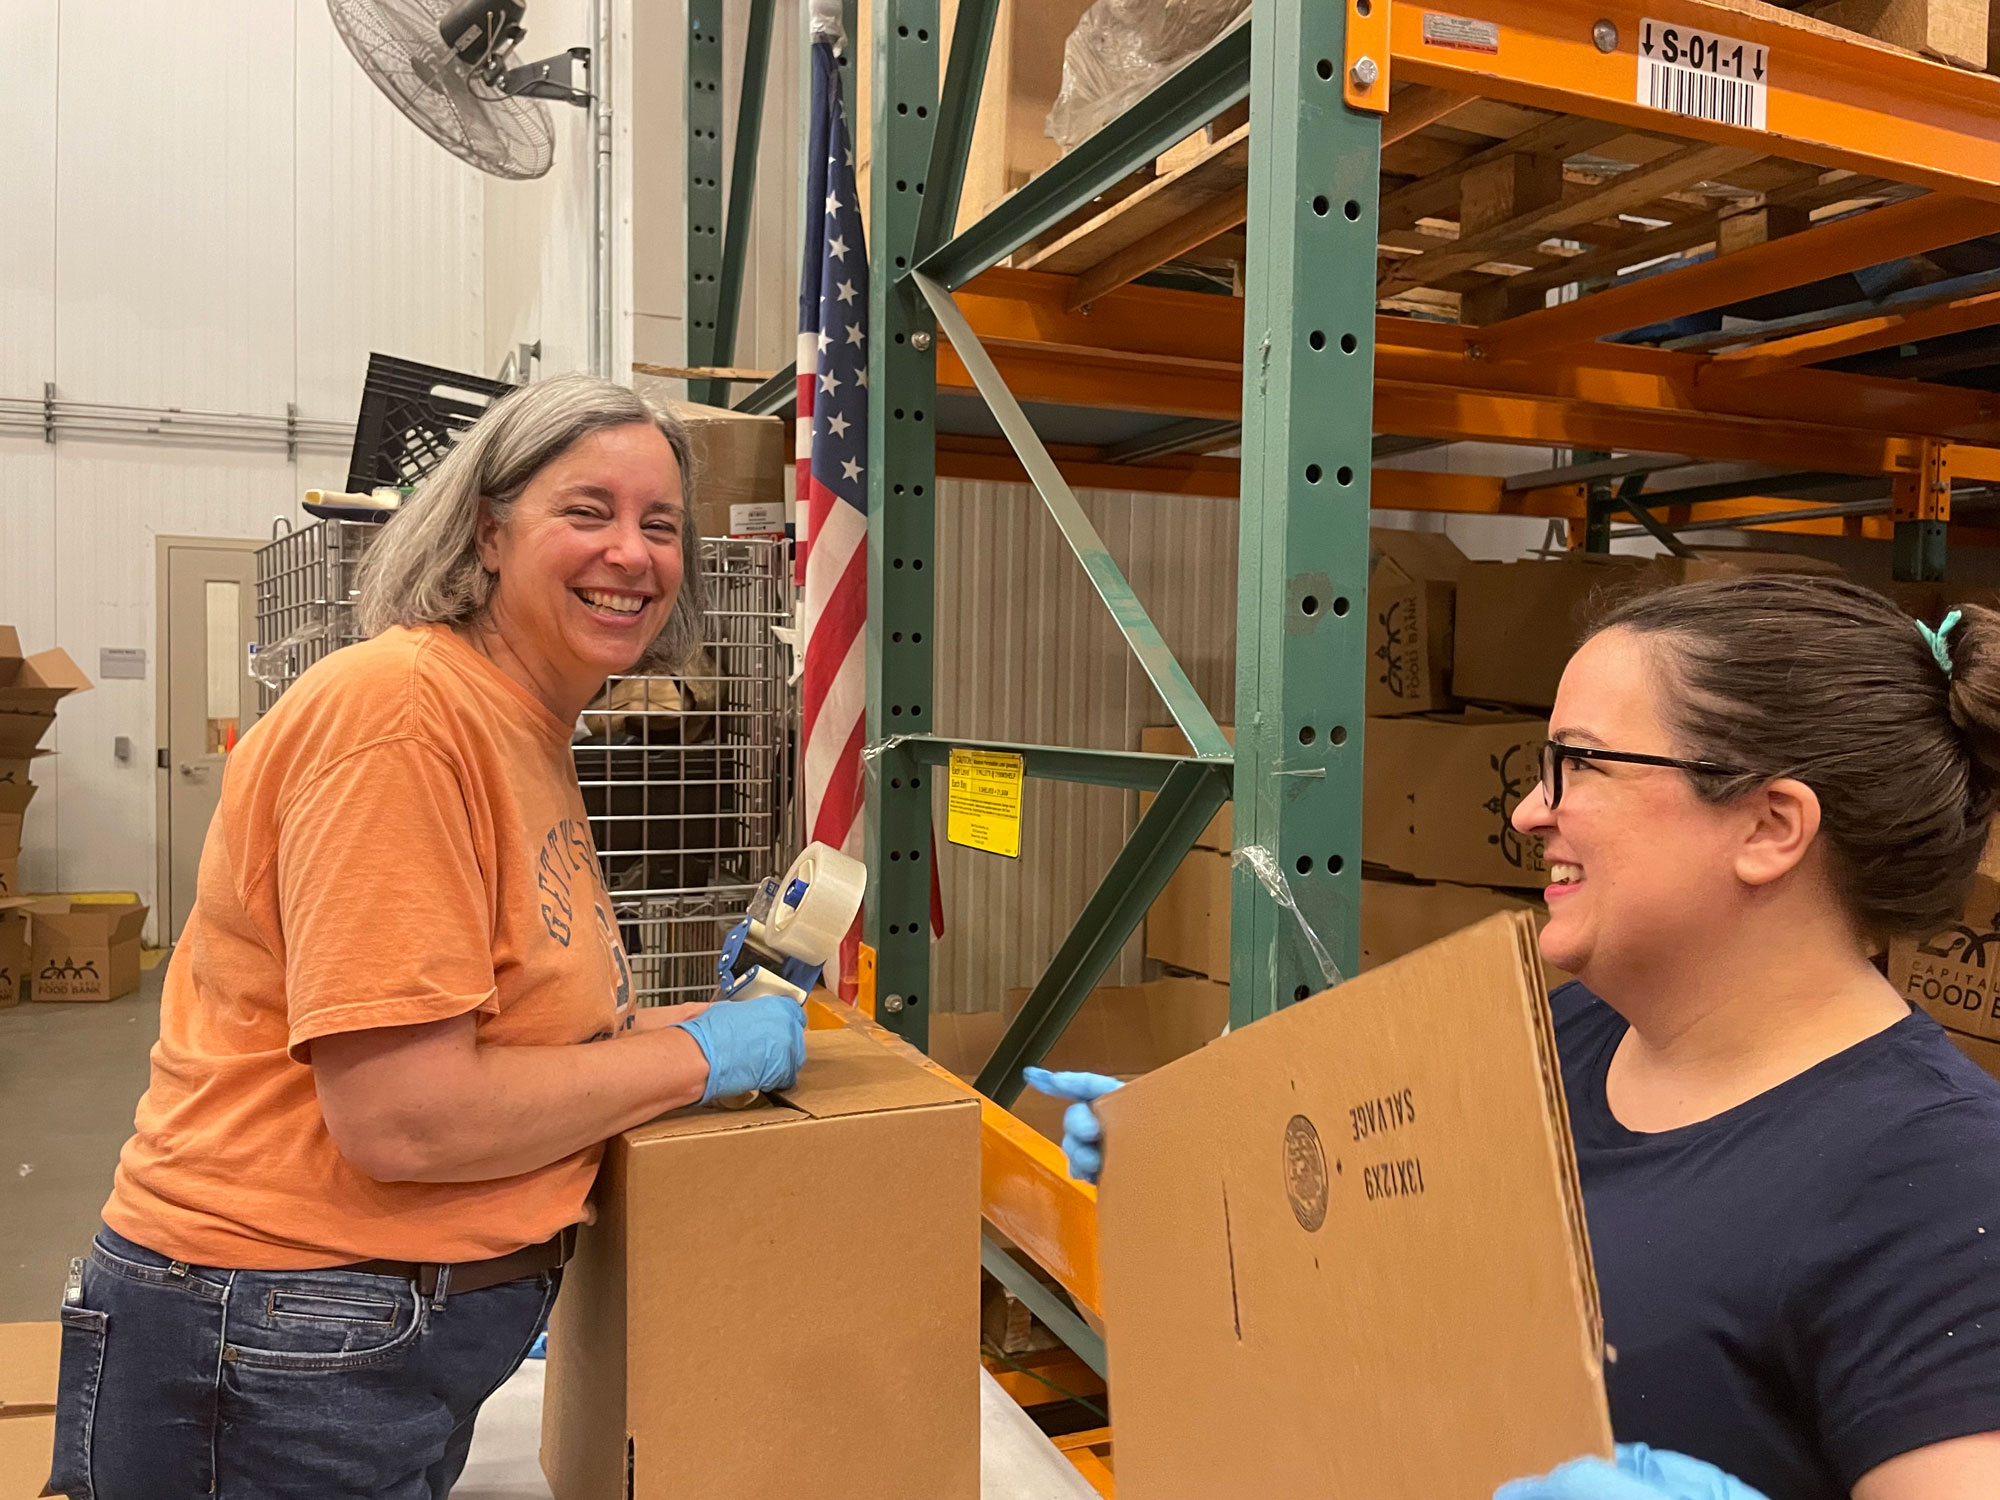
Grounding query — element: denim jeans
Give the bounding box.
[48,1226,559,1500]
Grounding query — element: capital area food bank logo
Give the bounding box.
[1482,740,1547,874]
[35,955,100,997]
[1904,908,2000,1027]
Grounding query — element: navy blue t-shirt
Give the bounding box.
[1556,982,2000,1499]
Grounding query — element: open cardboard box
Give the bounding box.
[26,900,148,1003]
[542,1027,980,1500]
[1097,913,1611,1497]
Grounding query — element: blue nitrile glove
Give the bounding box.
[672,994,807,1104]
[1022,1068,1123,1183]
[1495,1444,1770,1500]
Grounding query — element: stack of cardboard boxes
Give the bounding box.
[0,626,146,1008]
[0,627,90,902]
[1891,828,2000,1083]
[1137,539,1853,1012]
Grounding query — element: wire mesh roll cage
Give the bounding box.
[253,524,798,1003]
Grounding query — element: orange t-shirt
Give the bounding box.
[105,624,636,1269]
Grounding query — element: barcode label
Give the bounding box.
[1638,19,1768,130]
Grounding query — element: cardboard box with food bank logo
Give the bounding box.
[1889,831,2000,1077]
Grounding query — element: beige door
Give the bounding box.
[158,538,262,943]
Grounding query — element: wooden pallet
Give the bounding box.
[975,77,1936,336]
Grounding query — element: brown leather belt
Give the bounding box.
[337,1224,577,1298]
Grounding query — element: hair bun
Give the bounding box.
[1946,602,2000,783]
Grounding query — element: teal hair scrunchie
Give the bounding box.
[1918,609,1964,678]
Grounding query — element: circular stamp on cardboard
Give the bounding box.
[1283,1113,1329,1233]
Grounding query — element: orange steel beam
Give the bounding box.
[1474,194,2000,363]
[1702,289,2000,382]
[1392,0,2000,201]
[807,997,1104,1317]
[936,435,1243,497]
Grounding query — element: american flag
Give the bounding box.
[796,26,940,989]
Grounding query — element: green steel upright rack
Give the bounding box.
[850,0,1376,1083]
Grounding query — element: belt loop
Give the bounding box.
[429,1262,452,1312]
[417,1264,440,1301]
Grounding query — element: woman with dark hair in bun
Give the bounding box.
[1039,575,2000,1500]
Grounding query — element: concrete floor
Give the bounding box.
[0,963,162,1322]
[0,964,1092,1500]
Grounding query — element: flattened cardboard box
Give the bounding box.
[542,1027,981,1500]
[1097,914,1611,1499]
[1138,724,1235,851]
[1361,875,1570,987]
[1368,528,1468,717]
[1889,826,2000,1041]
[1364,713,1549,890]
[27,901,147,1003]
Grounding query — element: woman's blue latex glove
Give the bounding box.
[672,994,807,1104]
[1021,1068,1123,1182]
[1496,1444,1770,1500]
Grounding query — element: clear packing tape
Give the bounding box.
[1045,0,1250,154]
[1233,843,1344,999]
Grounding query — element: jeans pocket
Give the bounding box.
[225,1272,423,1372]
[48,1297,109,1500]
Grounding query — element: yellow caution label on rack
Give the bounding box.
[946,748,1025,858]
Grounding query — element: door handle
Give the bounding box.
[177,763,208,779]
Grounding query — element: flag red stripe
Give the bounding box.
[810,713,869,850]
[802,543,868,737]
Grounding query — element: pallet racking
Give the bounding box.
[707,0,2000,1399]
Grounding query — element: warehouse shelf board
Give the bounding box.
[779,0,2000,1365]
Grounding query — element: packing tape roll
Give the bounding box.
[768,843,867,963]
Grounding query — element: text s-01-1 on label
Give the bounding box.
[1639,18,1769,129]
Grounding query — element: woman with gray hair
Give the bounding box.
[47,373,806,1500]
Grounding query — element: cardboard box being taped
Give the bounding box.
[27,900,147,1003]
[1367,528,1468,716]
[541,1026,980,1500]
[667,400,788,540]
[1138,723,1235,851]
[1364,712,1550,890]
[1096,912,1611,1498]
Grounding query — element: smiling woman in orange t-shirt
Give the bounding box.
[46,374,807,1500]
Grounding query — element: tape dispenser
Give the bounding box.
[716,841,868,1005]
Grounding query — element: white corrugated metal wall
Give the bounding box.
[0,1,502,935]
[926,481,1239,1012]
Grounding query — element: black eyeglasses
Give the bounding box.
[1538,741,1751,810]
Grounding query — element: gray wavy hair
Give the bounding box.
[355,373,707,675]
